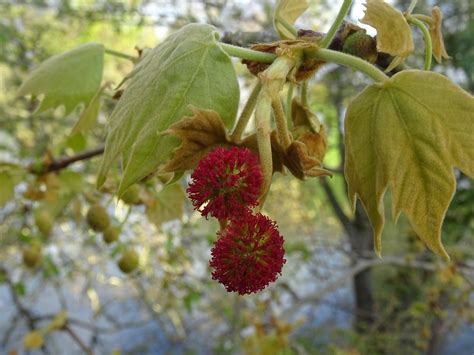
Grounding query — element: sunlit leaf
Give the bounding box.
[97,24,239,196]
[23,331,44,349]
[145,183,185,228]
[429,7,450,63]
[344,70,474,259]
[273,0,309,39]
[361,0,414,58]
[18,43,104,115]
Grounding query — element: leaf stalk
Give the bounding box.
[407,16,432,71]
[321,0,353,48]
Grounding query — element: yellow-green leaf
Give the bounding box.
[97,24,239,196]
[18,43,104,116]
[145,183,185,228]
[23,331,44,349]
[429,7,450,63]
[70,84,108,136]
[361,0,414,58]
[273,0,309,39]
[46,311,68,332]
[344,70,474,259]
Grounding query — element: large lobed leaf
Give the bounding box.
[97,23,240,195]
[18,43,104,115]
[344,70,474,259]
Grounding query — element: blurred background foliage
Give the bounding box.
[0,0,473,354]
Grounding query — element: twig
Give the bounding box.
[64,325,93,355]
[29,145,105,174]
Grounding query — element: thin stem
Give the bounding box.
[254,93,273,207]
[28,145,105,174]
[412,14,433,24]
[105,48,137,63]
[231,81,262,142]
[305,48,389,82]
[272,97,292,149]
[285,83,294,125]
[301,81,309,106]
[220,43,276,63]
[220,40,389,82]
[407,0,418,14]
[321,0,353,48]
[275,14,298,39]
[407,16,432,71]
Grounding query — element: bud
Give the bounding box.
[102,225,120,244]
[118,249,139,273]
[342,31,378,63]
[120,184,142,205]
[23,245,42,268]
[35,210,54,236]
[86,204,110,232]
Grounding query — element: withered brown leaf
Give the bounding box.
[161,107,230,172]
[429,7,450,63]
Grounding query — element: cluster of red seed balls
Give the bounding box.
[187,146,286,295]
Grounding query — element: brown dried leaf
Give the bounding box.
[161,107,230,172]
[429,7,450,63]
[291,98,321,132]
[284,141,331,179]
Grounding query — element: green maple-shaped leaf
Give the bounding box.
[97,23,240,196]
[273,0,309,39]
[361,0,414,58]
[18,43,104,115]
[344,70,474,259]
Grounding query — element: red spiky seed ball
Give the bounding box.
[209,212,286,295]
[187,146,263,220]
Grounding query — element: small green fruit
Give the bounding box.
[35,210,54,236]
[103,225,120,244]
[118,250,139,273]
[342,31,378,63]
[86,204,110,232]
[23,245,42,268]
[120,184,142,205]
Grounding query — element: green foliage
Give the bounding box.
[70,84,108,136]
[18,42,104,115]
[145,183,185,228]
[97,23,240,196]
[344,70,474,258]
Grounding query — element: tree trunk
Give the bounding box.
[349,205,376,328]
